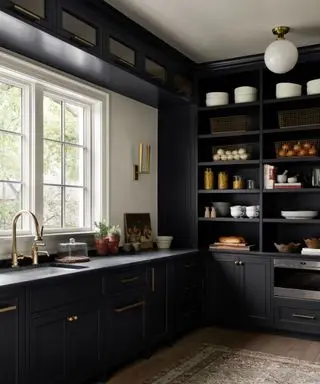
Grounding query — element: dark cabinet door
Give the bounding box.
[212,254,241,325]
[0,297,19,384]
[146,262,168,346]
[66,302,101,383]
[29,310,67,384]
[240,256,272,326]
[105,291,145,369]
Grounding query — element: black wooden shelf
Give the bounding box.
[263,188,320,193]
[264,94,320,105]
[198,189,260,194]
[198,160,260,167]
[198,130,260,139]
[263,218,320,224]
[263,125,320,134]
[198,101,260,112]
[198,217,259,223]
[263,157,320,164]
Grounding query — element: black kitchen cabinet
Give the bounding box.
[174,254,202,335]
[29,301,101,384]
[205,253,271,327]
[0,290,21,384]
[146,262,168,347]
[104,290,145,370]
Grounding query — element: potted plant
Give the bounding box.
[94,220,109,256]
[107,224,121,254]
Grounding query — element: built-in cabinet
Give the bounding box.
[204,253,272,327]
[0,289,21,384]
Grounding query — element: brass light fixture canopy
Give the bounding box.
[272,26,290,39]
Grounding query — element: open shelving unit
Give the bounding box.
[196,61,320,253]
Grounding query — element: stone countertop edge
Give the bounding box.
[0,249,198,289]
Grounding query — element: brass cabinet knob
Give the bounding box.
[73,315,78,321]
[239,261,244,266]
[67,316,74,322]
[234,261,239,265]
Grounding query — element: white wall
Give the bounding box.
[109,92,158,244]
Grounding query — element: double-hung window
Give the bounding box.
[0,52,107,237]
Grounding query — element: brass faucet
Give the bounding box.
[11,210,45,268]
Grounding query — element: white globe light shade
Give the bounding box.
[264,39,298,74]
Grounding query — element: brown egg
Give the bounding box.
[278,150,286,157]
[293,144,301,152]
[287,150,294,157]
[309,148,317,156]
[299,149,307,156]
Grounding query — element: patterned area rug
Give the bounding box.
[144,344,320,383]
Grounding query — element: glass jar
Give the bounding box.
[233,175,244,190]
[218,172,228,190]
[204,168,214,189]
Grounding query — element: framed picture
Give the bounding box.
[124,213,153,249]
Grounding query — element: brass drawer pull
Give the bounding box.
[71,35,95,48]
[0,305,17,314]
[151,268,155,292]
[73,315,78,321]
[121,276,139,284]
[114,301,144,313]
[184,263,195,269]
[292,313,316,320]
[12,4,41,20]
[67,316,74,322]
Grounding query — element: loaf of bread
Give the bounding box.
[218,236,246,244]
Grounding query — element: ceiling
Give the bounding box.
[105,0,320,63]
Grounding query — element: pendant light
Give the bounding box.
[264,26,298,74]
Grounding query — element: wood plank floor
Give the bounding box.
[106,326,320,384]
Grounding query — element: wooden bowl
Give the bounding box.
[304,238,320,249]
[274,242,301,253]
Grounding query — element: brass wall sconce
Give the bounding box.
[133,143,151,180]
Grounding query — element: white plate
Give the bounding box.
[281,210,318,219]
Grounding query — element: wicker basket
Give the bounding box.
[275,139,319,158]
[278,107,320,128]
[210,115,253,134]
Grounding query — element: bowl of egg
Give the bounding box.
[212,147,250,161]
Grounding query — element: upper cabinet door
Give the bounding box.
[2,0,56,28]
[145,58,167,83]
[109,37,136,68]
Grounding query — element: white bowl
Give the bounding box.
[281,211,318,220]
[156,236,173,249]
[235,94,257,103]
[205,92,229,106]
[234,86,257,96]
[307,79,320,95]
[276,83,302,99]
[277,174,287,183]
[288,177,298,183]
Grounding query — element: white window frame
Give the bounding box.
[0,50,109,245]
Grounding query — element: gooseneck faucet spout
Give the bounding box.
[11,210,45,268]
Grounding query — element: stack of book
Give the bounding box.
[301,248,320,256]
[274,182,302,189]
[209,242,254,251]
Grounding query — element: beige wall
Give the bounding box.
[109,92,158,245]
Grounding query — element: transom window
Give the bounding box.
[0,54,106,235]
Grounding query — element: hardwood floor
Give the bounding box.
[106,327,320,384]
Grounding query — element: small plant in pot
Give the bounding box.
[94,220,109,256]
[107,224,121,254]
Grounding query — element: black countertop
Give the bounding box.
[0,249,197,288]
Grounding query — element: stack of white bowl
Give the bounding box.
[276,83,302,99]
[206,92,229,107]
[234,86,257,103]
[156,236,173,249]
[307,79,320,95]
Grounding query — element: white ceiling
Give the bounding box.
[105,0,320,63]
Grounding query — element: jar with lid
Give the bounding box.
[218,171,228,190]
[204,168,214,190]
[233,175,244,190]
[57,238,88,259]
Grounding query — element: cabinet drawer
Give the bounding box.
[275,298,320,334]
[30,274,102,313]
[104,266,147,295]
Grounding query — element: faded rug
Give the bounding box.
[144,344,320,383]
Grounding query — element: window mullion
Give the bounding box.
[33,84,44,231]
[61,101,65,228]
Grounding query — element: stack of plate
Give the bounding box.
[276,83,301,98]
[307,79,320,95]
[234,86,257,103]
[281,210,318,220]
[205,92,229,107]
